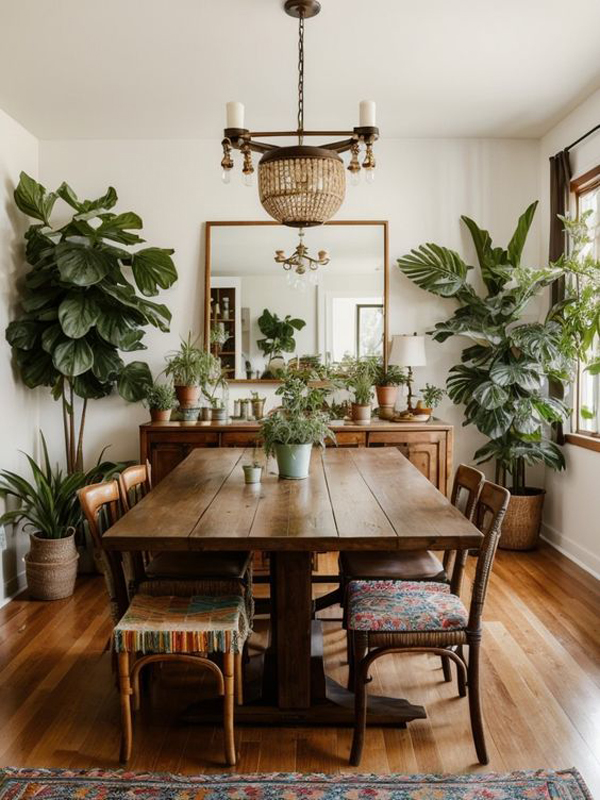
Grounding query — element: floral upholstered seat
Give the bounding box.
[347,580,467,633]
[113,593,250,655]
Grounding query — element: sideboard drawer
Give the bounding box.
[221,431,262,448]
[328,431,366,447]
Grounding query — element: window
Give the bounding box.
[571,166,600,444]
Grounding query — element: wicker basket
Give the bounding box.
[498,489,546,551]
[25,532,79,600]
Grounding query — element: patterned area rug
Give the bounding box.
[0,768,593,799]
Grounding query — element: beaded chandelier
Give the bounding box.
[220,0,379,228]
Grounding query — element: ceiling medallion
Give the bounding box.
[220,0,379,229]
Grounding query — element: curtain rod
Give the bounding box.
[565,123,600,152]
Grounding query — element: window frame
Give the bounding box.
[565,164,600,452]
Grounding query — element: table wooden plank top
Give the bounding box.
[102,447,482,552]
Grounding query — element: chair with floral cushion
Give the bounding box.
[346,480,509,767]
[342,464,485,686]
[114,591,249,766]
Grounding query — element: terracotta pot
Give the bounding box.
[150,408,171,422]
[499,489,546,551]
[376,385,398,407]
[351,403,372,423]
[175,385,201,406]
[25,531,79,601]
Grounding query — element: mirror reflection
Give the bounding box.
[207,223,386,380]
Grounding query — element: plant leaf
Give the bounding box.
[91,339,124,382]
[117,361,152,402]
[14,172,56,225]
[58,291,100,339]
[471,380,509,410]
[5,320,41,350]
[489,360,541,391]
[507,201,538,267]
[52,338,95,377]
[55,242,113,286]
[131,248,178,297]
[397,243,470,297]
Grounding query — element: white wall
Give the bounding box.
[0,108,40,602]
[539,89,600,578]
[38,137,541,476]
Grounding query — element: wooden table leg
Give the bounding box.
[273,551,313,709]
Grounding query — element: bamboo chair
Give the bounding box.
[79,481,248,766]
[346,480,510,767]
[343,464,485,685]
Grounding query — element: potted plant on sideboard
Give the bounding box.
[397,201,600,550]
[261,372,335,480]
[372,361,407,409]
[165,333,217,407]
[144,381,176,422]
[417,383,446,418]
[343,357,377,423]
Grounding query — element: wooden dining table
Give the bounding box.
[102,446,482,726]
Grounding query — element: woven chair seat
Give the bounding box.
[347,580,466,634]
[113,593,250,655]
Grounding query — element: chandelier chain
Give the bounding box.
[297,11,304,144]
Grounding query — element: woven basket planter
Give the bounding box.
[25,531,79,600]
[498,489,546,551]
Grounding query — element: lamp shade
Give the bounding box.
[388,334,427,367]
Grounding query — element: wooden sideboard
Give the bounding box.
[140,419,453,495]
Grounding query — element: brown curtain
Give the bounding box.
[548,149,571,443]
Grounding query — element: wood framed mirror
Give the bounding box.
[204,220,389,383]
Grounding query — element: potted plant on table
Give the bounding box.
[257,309,306,378]
[397,201,590,550]
[261,372,335,480]
[243,446,264,485]
[0,435,124,600]
[144,381,176,422]
[343,357,378,423]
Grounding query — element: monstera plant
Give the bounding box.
[397,202,581,548]
[5,173,178,473]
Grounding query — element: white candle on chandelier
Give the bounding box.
[359,100,376,127]
[226,101,245,129]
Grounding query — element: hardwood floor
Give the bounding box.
[1,543,599,795]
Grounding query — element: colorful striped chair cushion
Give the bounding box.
[347,580,467,633]
[113,594,250,654]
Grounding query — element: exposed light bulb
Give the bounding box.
[350,170,361,187]
[243,172,254,187]
[222,170,232,185]
[365,168,375,185]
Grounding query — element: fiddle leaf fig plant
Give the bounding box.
[5,173,178,473]
[398,201,580,492]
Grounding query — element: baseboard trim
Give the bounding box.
[541,523,600,582]
[1,569,26,608]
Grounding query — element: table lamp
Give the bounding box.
[388,333,427,413]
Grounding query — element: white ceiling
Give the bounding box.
[1,0,599,141]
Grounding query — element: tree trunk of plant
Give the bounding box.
[75,398,87,473]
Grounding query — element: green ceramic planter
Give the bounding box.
[274,443,313,480]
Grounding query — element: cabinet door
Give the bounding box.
[367,431,448,493]
[221,431,261,448]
